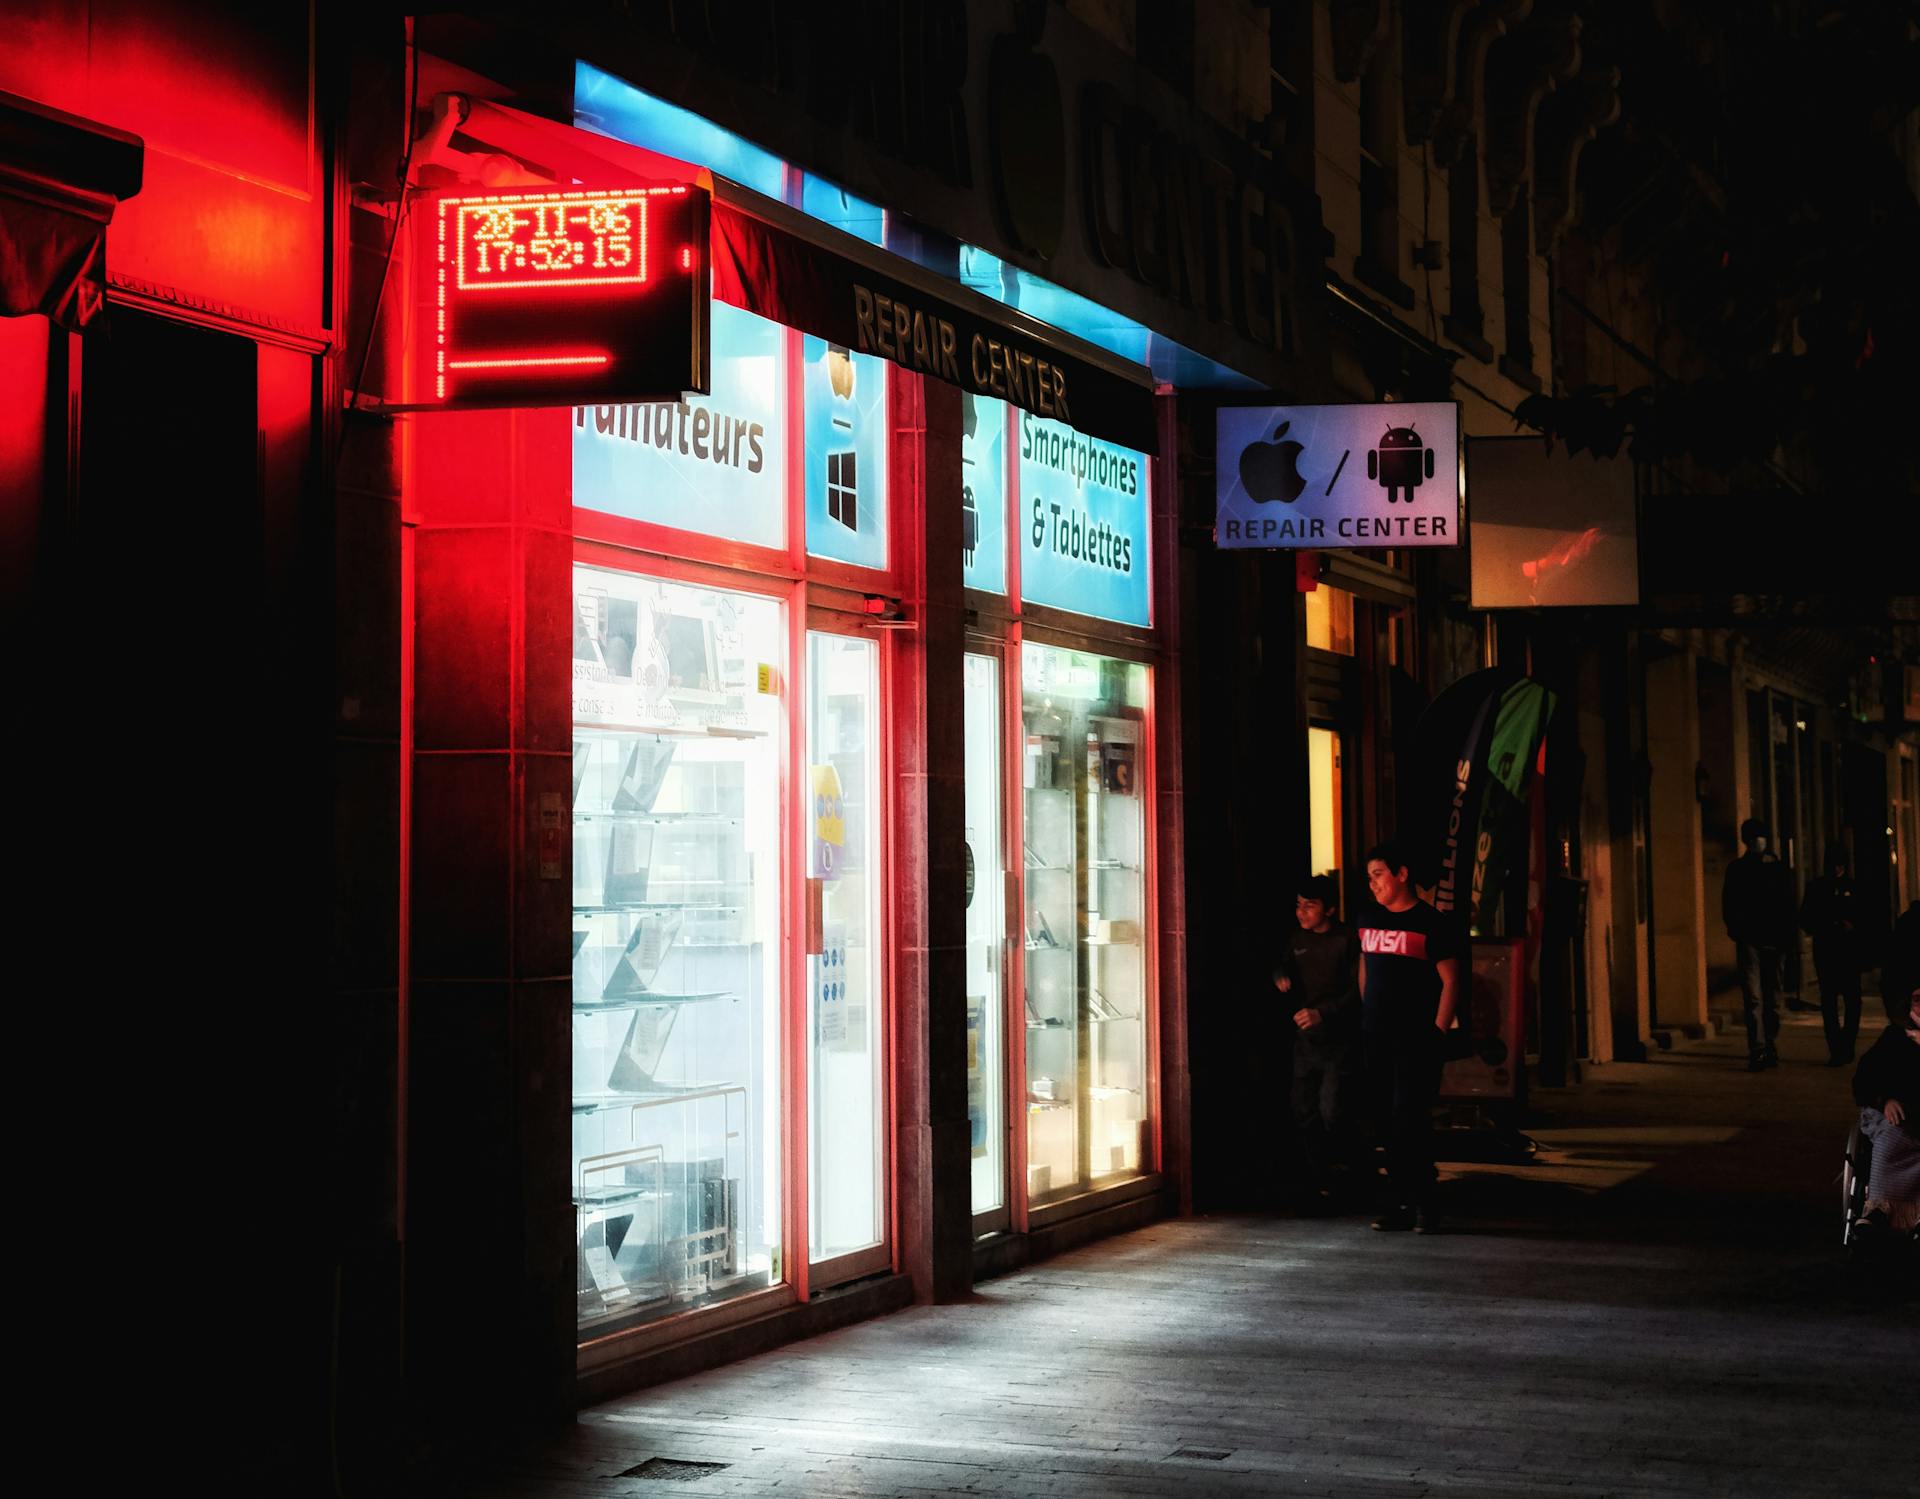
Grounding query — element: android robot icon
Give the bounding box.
[1366,425,1436,504]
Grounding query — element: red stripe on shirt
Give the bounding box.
[1359,927,1429,959]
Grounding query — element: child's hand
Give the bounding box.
[1293,1008,1318,1030]
[1275,975,1292,992]
[1886,1098,1906,1126]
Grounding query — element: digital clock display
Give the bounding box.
[414,181,710,411]
[453,192,655,291]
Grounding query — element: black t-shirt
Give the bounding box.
[1358,899,1465,1034]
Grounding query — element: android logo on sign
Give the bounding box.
[1367,425,1436,504]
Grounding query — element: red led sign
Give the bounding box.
[411,183,710,412]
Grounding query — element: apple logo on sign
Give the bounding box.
[1239,420,1308,503]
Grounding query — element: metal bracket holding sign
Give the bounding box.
[397,180,711,412]
[1214,401,1462,550]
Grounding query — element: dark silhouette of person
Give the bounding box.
[1276,874,1362,1203]
[1357,842,1464,1234]
[1800,842,1863,1065]
[1724,818,1795,1071]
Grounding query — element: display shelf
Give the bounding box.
[1023,939,1072,953]
[1088,1014,1140,1025]
[573,1184,665,1209]
[1026,1018,1071,1030]
[1025,1096,1073,1110]
[573,722,768,742]
[573,991,735,1013]
[1083,936,1139,948]
[572,1082,739,1114]
[573,902,745,915]
[576,813,743,826]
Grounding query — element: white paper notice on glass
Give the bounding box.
[815,920,848,1044]
[582,1244,626,1296]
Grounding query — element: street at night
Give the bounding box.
[448,1008,1914,1497]
[6,2,1917,1495]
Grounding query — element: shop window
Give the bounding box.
[805,338,888,569]
[1447,137,1485,350]
[1500,188,1537,384]
[570,566,785,1335]
[1305,584,1356,655]
[962,394,1008,595]
[1357,46,1412,306]
[1021,642,1150,1207]
[965,653,1008,1222]
[573,300,787,550]
[1308,725,1345,891]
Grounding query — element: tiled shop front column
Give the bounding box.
[407,408,575,1423]
[893,373,973,1301]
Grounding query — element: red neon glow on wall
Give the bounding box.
[445,353,612,371]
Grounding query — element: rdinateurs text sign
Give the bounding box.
[411,183,710,411]
[1214,402,1462,549]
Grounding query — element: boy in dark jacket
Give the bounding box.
[1723,818,1796,1071]
[1276,874,1362,1203]
[1800,842,1863,1065]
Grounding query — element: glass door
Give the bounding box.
[964,651,1009,1230]
[1021,640,1151,1209]
[805,628,887,1276]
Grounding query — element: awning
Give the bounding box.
[455,98,1158,453]
[0,89,143,331]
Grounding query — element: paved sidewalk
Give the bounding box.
[451,1005,1914,1498]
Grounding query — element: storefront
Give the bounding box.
[401,54,1197,1394]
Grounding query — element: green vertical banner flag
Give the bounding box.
[1466,679,1555,934]
[1409,668,1554,938]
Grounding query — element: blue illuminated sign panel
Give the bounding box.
[962,395,1007,595]
[572,299,784,548]
[803,336,889,569]
[1017,413,1149,627]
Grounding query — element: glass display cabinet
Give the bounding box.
[571,566,783,1335]
[1021,642,1149,1207]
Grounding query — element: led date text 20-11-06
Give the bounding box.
[449,190,684,292]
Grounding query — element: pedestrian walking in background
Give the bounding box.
[1276,874,1362,1206]
[1724,818,1796,1071]
[1357,842,1464,1235]
[1800,842,1864,1066]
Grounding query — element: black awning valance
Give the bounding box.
[0,89,143,331]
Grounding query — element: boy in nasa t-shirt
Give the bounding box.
[1357,841,1464,1234]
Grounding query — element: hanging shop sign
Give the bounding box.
[1214,402,1462,550]
[410,182,709,411]
[711,200,1156,454]
[1018,413,1149,627]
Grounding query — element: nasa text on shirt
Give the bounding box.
[1213,402,1462,550]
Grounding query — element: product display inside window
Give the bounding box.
[964,652,1007,1220]
[1021,641,1150,1206]
[571,566,783,1334]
